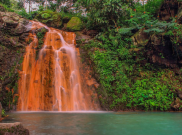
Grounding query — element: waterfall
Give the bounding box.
[17,21,99,111]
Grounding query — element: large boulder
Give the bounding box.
[66,17,83,31]
[132,28,149,47]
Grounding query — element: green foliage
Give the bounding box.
[129,78,173,111]
[75,0,165,30]
[17,8,38,20]
[0,3,14,12]
[38,5,44,12]
[48,1,57,12]
[17,1,24,9]
[80,0,181,110]
[85,0,132,29]
[83,29,177,110]
[143,0,164,15]
[135,0,164,15]
[35,10,62,27]
[41,13,51,19]
[2,109,6,117]
[36,29,47,60]
[144,20,176,34]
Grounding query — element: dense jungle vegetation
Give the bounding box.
[1,0,182,112]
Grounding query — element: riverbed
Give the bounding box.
[1,112,182,135]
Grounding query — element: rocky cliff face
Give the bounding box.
[0,8,31,110]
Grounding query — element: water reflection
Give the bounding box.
[2,112,182,135]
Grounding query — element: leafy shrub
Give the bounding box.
[136,0,164,15]
[48,2,57,12]
[17,8,38,20]
[0,3,14,12]
[38,5,44,12]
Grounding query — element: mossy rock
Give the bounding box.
[66,17,83,31]
[131,28,149,47]
[35,10,62,28]
[41,13,51,19]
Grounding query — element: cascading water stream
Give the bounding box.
[17,21,99,111]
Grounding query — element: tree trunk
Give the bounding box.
[29,0,31,13]
[46,0,47,10]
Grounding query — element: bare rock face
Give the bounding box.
[0,122,29,135]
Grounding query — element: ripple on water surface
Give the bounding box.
[1,112,182,135]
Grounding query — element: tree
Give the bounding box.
[17,0,24,9]
[76,0,135,30]
[0,0,11,6]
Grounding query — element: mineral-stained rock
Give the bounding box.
[0,122,29,135]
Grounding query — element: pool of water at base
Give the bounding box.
[1,111,182,135]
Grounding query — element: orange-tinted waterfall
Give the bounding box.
[17,21,99,111]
